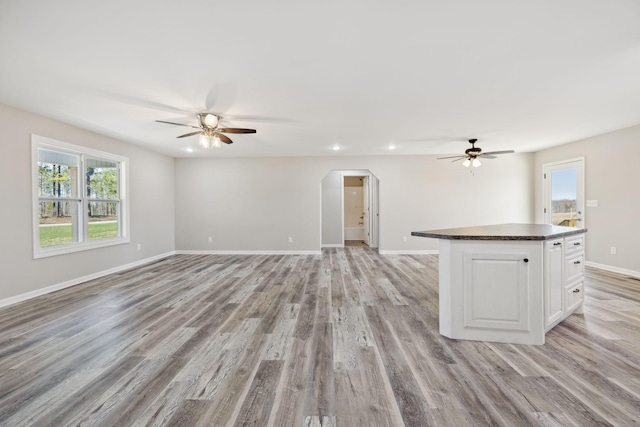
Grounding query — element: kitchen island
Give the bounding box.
[411,224,587,345]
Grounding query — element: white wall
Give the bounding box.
[321,171,343,246]
[176,154,534,253]
[0,104,176,302]
[534,124,640,275]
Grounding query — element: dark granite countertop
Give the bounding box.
[411,223,587,241]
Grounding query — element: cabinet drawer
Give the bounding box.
[565,235,585,255]
[565,252,584,283]
[565,282,584,313]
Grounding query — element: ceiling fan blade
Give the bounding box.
[480,155,497,159]
[437,155,466,160]
[482,150,515,155]
[176,131,203,138]
[451,157,467,163]
[217,128,257,134]
[156,120,200,129]
[216,133,233,144]
[205,83,237,113]
[221,114,295,123]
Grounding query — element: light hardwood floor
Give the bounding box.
[1,249,639,426]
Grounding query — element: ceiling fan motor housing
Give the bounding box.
[465,138,481,156]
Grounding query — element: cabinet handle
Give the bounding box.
[523,258,529,263]
[573,289,580,293]
[574,242,581,246]
[574,260,581,264]
[553,242,562,246]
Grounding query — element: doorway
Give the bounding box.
[320,170,379,249]
[344,175,368,247]
[543,158,585,227]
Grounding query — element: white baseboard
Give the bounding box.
[321,244,343,248]
[176,250,322,255]
[0,251,176,309]
[378,250,439,255]
[585,261,640,279]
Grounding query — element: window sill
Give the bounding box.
[33,237,130,259]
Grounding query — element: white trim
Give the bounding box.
[319,181,323,253]
[378,250,439,255]
[176,250,322,255]
[585,261,640,279]
[341,174,345,244]
[340,172,370,245]
[339,170,380,249]
[0,252,175,308]
[542,157,585,227]
[321,244,344,248]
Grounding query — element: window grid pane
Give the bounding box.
[86,159,119,200]
[38,160,79,198]
[39,200,81,247]
[88,201,119,240]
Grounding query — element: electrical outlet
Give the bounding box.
[402,236,407,242]
[610,246,616,255]
[586,200,598,207]
[137,243,141,251]
[208,237,213,243]
[288,237,293,243]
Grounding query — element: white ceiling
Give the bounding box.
[1,1,639,158]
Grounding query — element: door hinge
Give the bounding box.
[544,208,547,213]
[544,173,546,179]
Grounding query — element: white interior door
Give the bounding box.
[362,176,370,245]
[543,158,584,227]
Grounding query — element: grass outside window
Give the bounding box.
[39,221,118,247]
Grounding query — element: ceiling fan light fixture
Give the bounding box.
[212,134,222,148]
[198,113,219,129]
[462,159,471,167]
[198,132,222,149]
[199,134,211,149]
[472,158,482,167]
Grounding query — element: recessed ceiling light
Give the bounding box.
[332,145,340,151]
[185,147,194,153]
[388,144,396,150]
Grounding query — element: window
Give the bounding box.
[32,135,129,258]
[543,158,584,227]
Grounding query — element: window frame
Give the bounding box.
[31,134,130,259]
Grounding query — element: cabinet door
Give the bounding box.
[565,252,584,284]
[544,239,564,327]
[565,282,584,313]
[462,251,531,331]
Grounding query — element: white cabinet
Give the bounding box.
[564,234,585,316]
[412,224,586,345]
[544,238,564,327]
[544,234,585,330]
[438,239,544,345]
[462,250,532,332]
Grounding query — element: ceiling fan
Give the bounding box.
[438,139,514,167]
[156,113,256,149]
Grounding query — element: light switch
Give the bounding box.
[586,200,598,207]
